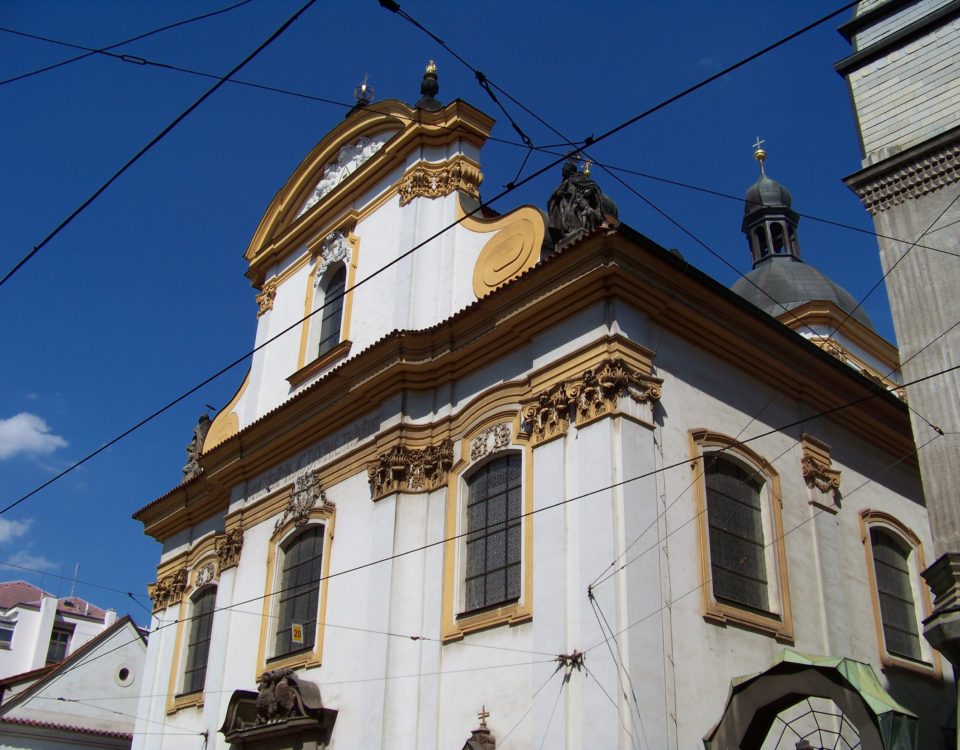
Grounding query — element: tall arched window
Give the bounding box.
[692,430,791,641]
[870,528,922,660]
[182,586,216,695]
[464,454,522,613]
[274,526,325,658]
[316,266,346,358]
[704,455,768,612]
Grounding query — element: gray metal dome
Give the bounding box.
[744,173,793,214]
[731,256,874,329]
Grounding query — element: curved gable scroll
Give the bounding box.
[245,99,495,286]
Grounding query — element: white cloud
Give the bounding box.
[0,518,32,543]
[3,550,58,573]
[0,413,67,460]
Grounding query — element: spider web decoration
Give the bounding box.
[760,697,862,750]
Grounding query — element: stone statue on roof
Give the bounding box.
[182,413,212,483]
[547,161,605,252]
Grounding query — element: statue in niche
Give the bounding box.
[547,161,605,252]
[182,413,212,483]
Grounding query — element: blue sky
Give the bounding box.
[0,1,900,624]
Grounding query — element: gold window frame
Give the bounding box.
[690,429,793,642]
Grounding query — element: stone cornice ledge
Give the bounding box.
[844,126,960,214]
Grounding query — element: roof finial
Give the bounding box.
[477,705,490,730]
[354,73,374,106]
[417,59,441,111]
[752,136,767,175]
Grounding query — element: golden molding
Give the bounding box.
[398,157,481,206]
[517,357,662,445]
[147,568,187,613]
[256,279,278,317]
[367,439,454,500]
[470,206,545,299]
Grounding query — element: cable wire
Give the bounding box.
[0,0,253,87]
[0,0,319,289]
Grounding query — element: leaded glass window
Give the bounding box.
[274,526,324,658]
[317,267,346,358]
[871,528,922,661]
[182,586,216,694]
[705,455,769,612]
[464,454,522,613]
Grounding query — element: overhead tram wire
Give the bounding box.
[35,360,959,690]
[0,0,253,87]
[0,0,321,290]
[0,0,918,518]
[6,26,954,261]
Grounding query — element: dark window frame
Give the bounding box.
[316,266,346,359]
[272,525,325,660]
[180,585,217,695]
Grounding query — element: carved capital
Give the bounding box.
[367,439,454,500]
[147,568,188,612]
[398,158,482,206]
[801,434,841,501]
[215,528,244,571]
[256,279,278,317]
[275,470,333,532]
[518,358,662,444]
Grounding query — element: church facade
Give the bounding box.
[132,71,953,749]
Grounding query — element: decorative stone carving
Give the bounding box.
[367,439,454,500]
[182,414,212,483]
[147,568,188,612]
[219,673,336,747]
[547,161,605,252]
[256,279,278,317]
[801,434,842,502]
[275,470,333,532]
[194,561,216,589]
[518,358,662,444]
[314,230,352,283]
[215,528,244,571]
[297,132,393,217]
[849,139,960,214]
[398,159,482,206]
[815,337,846,363]
[470,424,512,462]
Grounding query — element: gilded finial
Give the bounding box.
[354,73,375,103]
[583,160,592,177]
[425,59,437,75]
[752,136,767,175]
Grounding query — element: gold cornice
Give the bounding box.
[245,100,494,286]
[137,235,917,540]
[398,156,482,206]
[776,300,900,373]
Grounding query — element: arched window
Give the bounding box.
[704,456,768,611]
[753,227,769,259]
[273,526,325,659]
[464,454,523,612]
[182,586,216,695]
[870,528,922,661]
[771,222,786,254]
[692,430,791,641]
[316,266,346,358]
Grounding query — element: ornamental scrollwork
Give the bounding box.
[297,132,393,217]
[470,423,512,462]
[802,455,842,496]
[215,528,244,571]
[315,230,352,283]
[275,469,333,532]
[194,562,216,589]
[147,568,188,612]
[367,439,454,500]
[518,358,662,444]
[398,159,482,206]
[256,279,278,317]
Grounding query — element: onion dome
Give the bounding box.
[732,142,874,330]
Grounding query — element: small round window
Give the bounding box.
[115,664,135,686]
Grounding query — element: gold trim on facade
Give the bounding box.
[800,434,842,511]
[203,370,249,452]
[517,357,662,445]
[859,510,942,680]
[690,429,794,643]
[367,439,454,500]
[148,569,187,613]
[256,279,278,317]
[398,156,481,206]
